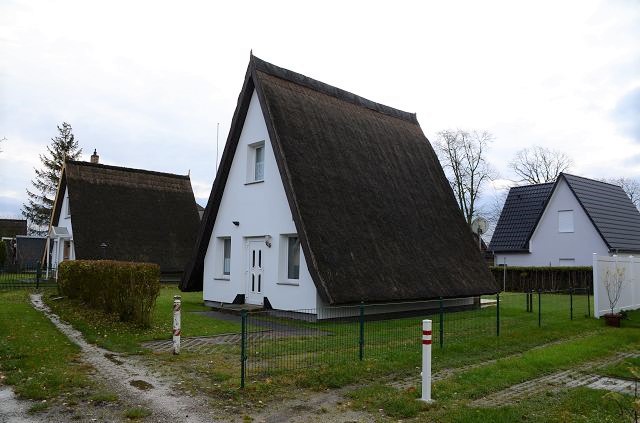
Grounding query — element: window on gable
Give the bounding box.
[558,210,574,233]
[255,145,264,181]
[287,236,300,280]
[247,141,265,183]
[222,237,231,276]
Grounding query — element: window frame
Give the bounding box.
[215,236,231,280]
[246,141,266,184]
[277,234,302,286]
[558,210,574,233]
[287,236,300,281]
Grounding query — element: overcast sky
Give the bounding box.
[1,0,639,220]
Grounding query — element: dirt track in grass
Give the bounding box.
[28,293,218,423]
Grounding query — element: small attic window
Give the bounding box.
[247,141,265,183]
[558,210,574,233]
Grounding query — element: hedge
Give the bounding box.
[58,260,160,326]
[490,266,593,292]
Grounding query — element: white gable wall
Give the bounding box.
[203,90,318,311]
[51,186,75,269]
[495,178,609,266]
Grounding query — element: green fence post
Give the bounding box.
[36,260,41,290]
[240,310,247,389]
[439,297,444,349]
[538,289,542,328]
[530,290,534,313]
[496,293,500,337]
[587,286,591,317]
[359,302,365,361]
[570,287,573,321]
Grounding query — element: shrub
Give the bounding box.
[58,260,160,326]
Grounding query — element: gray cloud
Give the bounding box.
[613,87,640,142]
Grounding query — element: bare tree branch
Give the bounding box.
[601,177,640,210]
[509,146,573,184]
[434,129,497,225]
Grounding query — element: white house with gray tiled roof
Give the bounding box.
[490,173,640,267]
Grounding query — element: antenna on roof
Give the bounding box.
[215,122,220,174]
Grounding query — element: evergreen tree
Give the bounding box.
[22,122,82,235]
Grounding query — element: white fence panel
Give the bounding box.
[593,254,640,318]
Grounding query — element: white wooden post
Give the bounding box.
[173,295,181,355]
[421,319,433,403]
[593,253,600,318]
[45,237,50,279]
[630,256,636,312]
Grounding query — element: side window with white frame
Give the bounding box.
[219,237,231,278]
[247,141,265,183]
[558,210,574,233]
[278,234,301,284]
[287,236,300,280]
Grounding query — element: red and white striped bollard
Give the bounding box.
[173,295,181,355]
[421,319,433,403]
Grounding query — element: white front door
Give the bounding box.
[246,240,265,305]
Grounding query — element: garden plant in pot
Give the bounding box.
[603,261,625,327]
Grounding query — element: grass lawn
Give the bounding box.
[36,287,640,421]
[0,290,91,401]
[597,355,640,380]
[45,284,240,353]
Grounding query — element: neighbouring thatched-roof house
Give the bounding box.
[0,219,27,238]
[48,156,200,278]
[181,54,498,312]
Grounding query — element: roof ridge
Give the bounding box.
[511,181,555,189]
[65,160,191,180]
[251,55,419,124]
[561,172,622,188]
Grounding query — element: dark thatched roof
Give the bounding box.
[51,161,200,273]
[490,173,640,253]
[181,55,499,303]
[0,219,27,238]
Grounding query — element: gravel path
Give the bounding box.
[0,386,40,423]
[29,294,219,423]
[472,351,640,407]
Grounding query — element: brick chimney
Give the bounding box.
[90,149,99,164]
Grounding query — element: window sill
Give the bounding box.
[214,277,231,281]
[244,180,264,186]
[277,281,299,286]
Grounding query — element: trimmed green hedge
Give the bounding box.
[490,266,593,292]
[58,260,160,326]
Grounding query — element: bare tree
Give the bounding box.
[602,177,640,209]
[509,146,573,184]
[435,129,497,225]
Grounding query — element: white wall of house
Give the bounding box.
[495,178,609,267]
[51,187,75,269]
[203,90,318,311]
